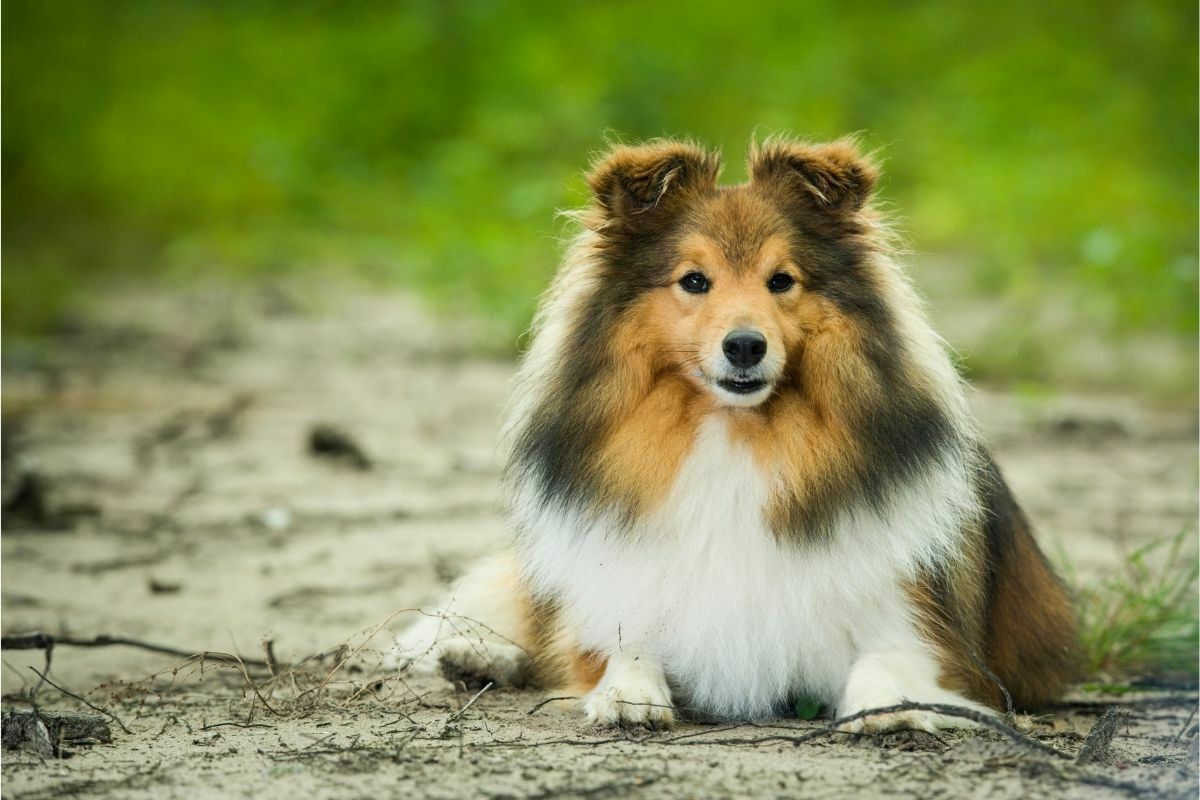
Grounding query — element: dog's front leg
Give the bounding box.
[582,651,674,729]
[835,648,995,733]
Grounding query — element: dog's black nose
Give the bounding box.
[722,330,767,368]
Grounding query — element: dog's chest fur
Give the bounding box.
[516,416,973,718]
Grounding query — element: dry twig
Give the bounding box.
[27,667,130,735]
[1076,707,1128,763]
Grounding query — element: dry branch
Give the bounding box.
[515,700,1072,759]
[0,631,310,671]
[1076,707,1128,763]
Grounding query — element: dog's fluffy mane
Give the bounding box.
[503,136,981,543]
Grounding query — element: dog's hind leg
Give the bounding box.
[386,553,535,688]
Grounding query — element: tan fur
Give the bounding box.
[978,483,1080,707]
[522,594,609,696]
[593,376,703,516]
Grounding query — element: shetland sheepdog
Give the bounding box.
[388,136,1078,732]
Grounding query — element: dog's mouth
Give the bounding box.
[717,378,768,395]
[694,365,778,407]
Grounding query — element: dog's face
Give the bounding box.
[650,221,801,407]
[587,139,877,409]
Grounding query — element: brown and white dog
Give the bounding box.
[388,136,1078,732]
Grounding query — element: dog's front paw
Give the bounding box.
[582,654,674,729]
[583,683,674,729]
[837,707,974,734]
[836,650,992,734]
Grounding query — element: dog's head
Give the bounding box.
[510,136,968,532]
[585,138,879,409]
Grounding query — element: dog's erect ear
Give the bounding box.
[587,141,720,226]
[750,138,877,217]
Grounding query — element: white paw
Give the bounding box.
[582,654,674,729]
[837,707,979,734]
[836,649,994,734]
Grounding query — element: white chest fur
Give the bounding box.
[515,416,975,719]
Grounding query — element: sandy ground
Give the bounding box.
[2,287,1197,799]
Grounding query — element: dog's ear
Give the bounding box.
[750,138,877,218]
[587,141,720,227]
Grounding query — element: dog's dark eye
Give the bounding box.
[679,272,711,294]
[767,273,796,293]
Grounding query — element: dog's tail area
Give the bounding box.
[978,457,1080,709]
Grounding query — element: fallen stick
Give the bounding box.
[2,632,271,669]
[1076,707,1128,763]
[517,700,1071,759]
[449,682,493,723]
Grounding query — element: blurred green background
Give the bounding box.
[3,1,1196,394]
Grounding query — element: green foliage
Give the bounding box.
[4,1,1197,369]
[793,695,823,721]
[1076,523,1200,681]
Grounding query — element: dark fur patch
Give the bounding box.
[750,137,878,235]
[772,220,962,538]
[511,147,720,519]
[976,454,1079,707]
[588,141,721,231]
[904,450,1079,712]
[775,389,961,541]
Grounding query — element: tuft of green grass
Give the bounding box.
[1075,522,1199,682]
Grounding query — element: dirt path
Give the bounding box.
[2,288,1197,799]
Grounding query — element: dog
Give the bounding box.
[388,136,1078,732]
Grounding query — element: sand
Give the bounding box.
[2,287,1196,799]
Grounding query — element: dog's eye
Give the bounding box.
[679,272,711,294]
[767,273,796,293]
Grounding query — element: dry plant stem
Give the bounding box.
[526,695,582,715]
[1076,707,1128,763]
[969,647,1016,722]
[449,682,493,723]
[27,667,130,735]
[229,657,283,717]
[262,639,278,677]
[672,702,1068,759]
[1174,705,1197,740]
[308,608,535,710]
[312,608,418,697]
[198,721,275,731]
